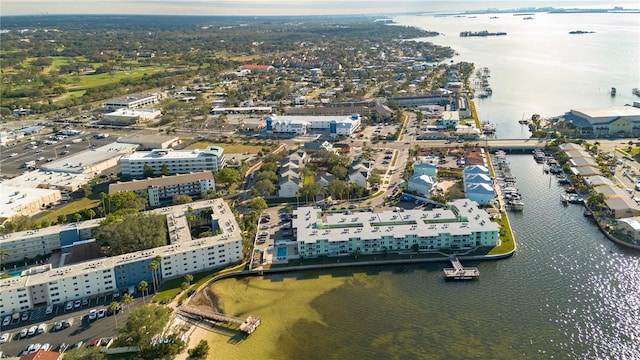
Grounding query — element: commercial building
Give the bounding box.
[119,146,226,179]
[109,171,216,208]
[265,114,361,137]
[117,134,181,150]
[563,102,640,137]
[103,94,159,110]
[292,199,499,258]
[0,198,242,317]
[0,186,62,224]
[100,108,162,126]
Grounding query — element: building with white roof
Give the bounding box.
[617,217,640,241]
[103,94,159,110]
[0,198,242,316]
[41,142,138,176]
[564,102,640,136]
[0,186,62,224]
[101,108,161,126]
[265,114,361,137]
[292,199,499,258]
[109,171,216,208]
[407,174,436,197]
[119,146,226,179]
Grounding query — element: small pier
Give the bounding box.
[443,256,479,280]
[180,305,261,334]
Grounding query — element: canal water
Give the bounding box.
[205,154,640,360]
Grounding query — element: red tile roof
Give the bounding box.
[20,350,61,360]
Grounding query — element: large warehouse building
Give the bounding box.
[564,102,640,136]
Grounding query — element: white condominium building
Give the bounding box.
[119,146,226,179]
[292,199,499,258]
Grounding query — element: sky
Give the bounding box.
[1,0,634,16]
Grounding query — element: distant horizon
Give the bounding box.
[2,0,638,17]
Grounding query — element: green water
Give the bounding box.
[202,156,640,360]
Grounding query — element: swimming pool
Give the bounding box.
[276,247,287,258]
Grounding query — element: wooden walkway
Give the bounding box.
[179,305,261,334]
[443,256,480,280]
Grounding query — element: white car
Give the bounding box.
[2,316,10,327]
[9,153,18,157]
[88,309,97,321]
[65,301,73,311]
[27,326,37,336]
[41,343,51,351]
[0,333,10,344]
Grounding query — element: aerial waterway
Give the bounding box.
[206,154,639,360]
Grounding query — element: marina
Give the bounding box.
[492,150,524,211]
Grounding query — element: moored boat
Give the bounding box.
[611,87,617,96]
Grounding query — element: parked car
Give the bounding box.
[65,301,73,311]
[19,328,28,338]
[21,312,30,321]
[88,309,97,321]
[73,300,81,308]
[63,317,73,328]
[41,343,51,351]
[0,333,9,344]
[56,342,68,353]
[81,299,89,307]
[45,305,54,315]
[97,309,106,318]
[112,289,120,299]
[2,316,10,327]
[37,323,47,334]
[27,325,37,336]
[71,340,84,350]
[53,321,64,332]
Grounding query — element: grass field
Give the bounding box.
[64,66,166,91]
[184,142,264,154]
[35,197,101,224]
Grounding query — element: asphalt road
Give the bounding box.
[0,294,146,357]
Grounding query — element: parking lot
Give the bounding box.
[251,206,297,268]
[0,130,116,177]
[0,293,145,357]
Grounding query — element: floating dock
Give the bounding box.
[443,256,479,280]
[180,305,261,334]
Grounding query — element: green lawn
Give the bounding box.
[184,142,264,154]
[64,66,166,91]
[487,215,516,255]
[34,197,100,223]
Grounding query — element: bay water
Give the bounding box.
[206,155,640,360]
[397,11,640,139]
[202,11,640,360]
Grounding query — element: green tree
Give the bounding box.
[173,194,193,205]
[62,345,106,360]
[0,249,9,270]
[216,168,240,187]
[108,301,121,327]
[138,280,149,303]
[72,213,83,223]
[81,183,93,198]
[148,259,160,295]
[161,163,170,176]
[184,273,194,285]
[247,197,268,212]
[143,164,154,177]
[57,214,67,224]
[121,293,134,313]
[118,304,172,351]
[254,179,276,196]
[95,213,167,256]
[188,340,210,359]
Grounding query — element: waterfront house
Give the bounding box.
[616,217,640,241]
[465,183,495,206]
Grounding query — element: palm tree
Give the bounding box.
[148,260,159,295]
[137,281,148,303]
[0,249,8,271]
[108,301,121,328]
[121,293,134,314]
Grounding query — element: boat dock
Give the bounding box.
[179,305,261,334]
[443,256,480,280]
